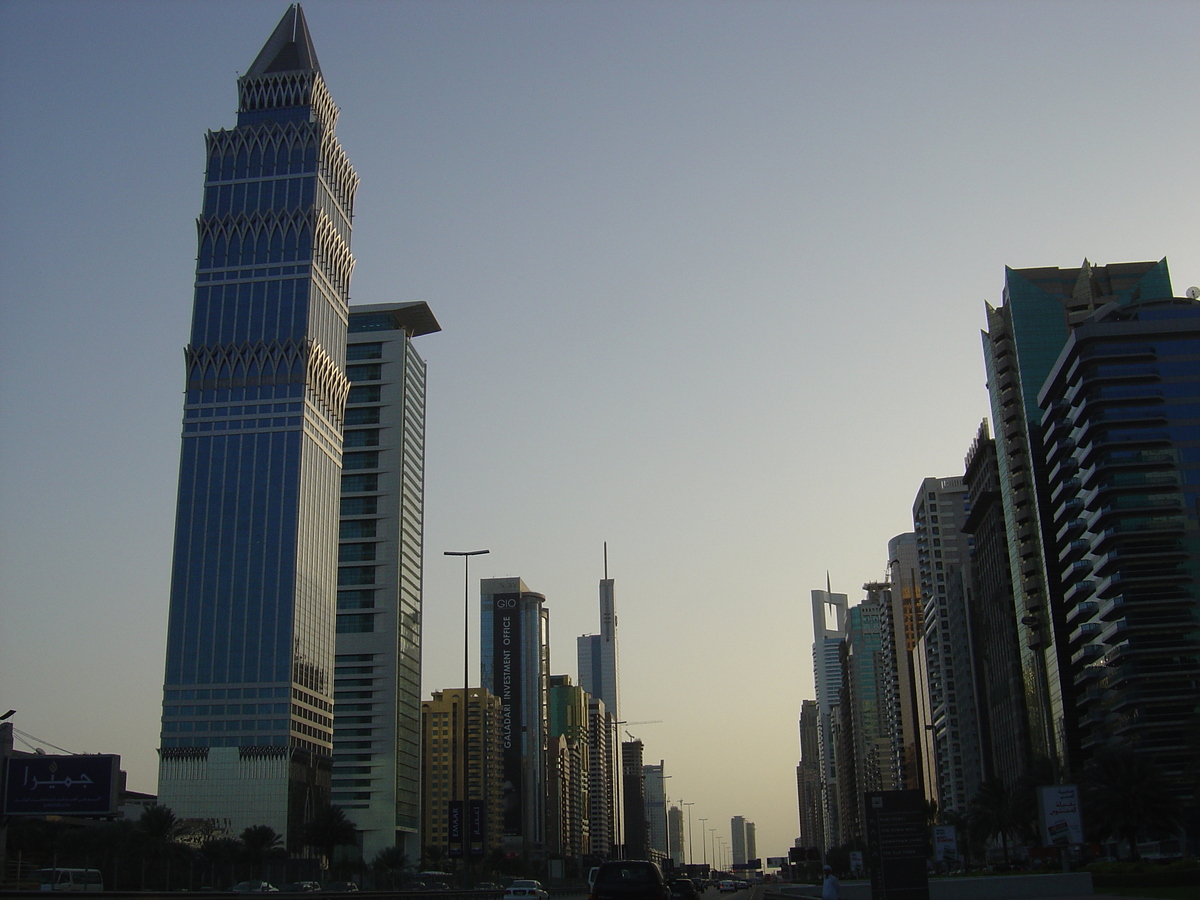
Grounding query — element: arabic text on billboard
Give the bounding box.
[3,755,120,816]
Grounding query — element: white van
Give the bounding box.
[35,869,104,892]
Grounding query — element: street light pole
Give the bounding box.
[699,818,708,866]
[445,550,488,885]
[682,801,694,867]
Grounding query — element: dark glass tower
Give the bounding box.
[158,5,357,846]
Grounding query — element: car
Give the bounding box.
[736,883,749,891]
[281,883,321,893]
[505,881,549,900]
[668,878,699,900]
[475,884,502,893]
[232,882,279,893]
[717,882,737,893]
[589,860,670,900]
[321,883,359,893]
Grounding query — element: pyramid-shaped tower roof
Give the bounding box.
[246,4,322,77]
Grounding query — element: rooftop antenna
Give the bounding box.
[604,541,608,580]
[827,571,831,594]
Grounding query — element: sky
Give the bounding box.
[1,0,1198,864]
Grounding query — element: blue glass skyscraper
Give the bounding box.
[158,5,357,845]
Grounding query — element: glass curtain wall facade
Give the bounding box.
[333,302,440,862]
[1037,296,1199,801]
[158,6,357,846]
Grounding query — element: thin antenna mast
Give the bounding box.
[604,541,608,580]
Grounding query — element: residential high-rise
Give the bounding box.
[810,584,847,847]
[848,587,891,800]
[962,420,1029,789]
[668,805,684,866]
[420,688,505,860]
[912,476,982,816]
[548,675,591,865]
[158,5,357,845]
[334,302,439,861]
[585,696,617,859]
[883,534,922,791]
[1037,294,1199,800]
[621,739,648,860]
[578,556,620,858]
[981,259,1173,773]
[480,578,549,863]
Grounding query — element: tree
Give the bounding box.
[371,845,410,890]
[1082,747,1182,861]
[302,805,358,876]
[967,779,1019,865]
[241,825,285,877]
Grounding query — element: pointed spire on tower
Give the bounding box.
[246,4,322,78]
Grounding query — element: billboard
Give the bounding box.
[3,754,120,815]
[492,592,523,837]
[448,800,464,858]
[468,799,486,857]
[1038,785,1083,846]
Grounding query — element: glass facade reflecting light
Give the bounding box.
[158,5,357,847]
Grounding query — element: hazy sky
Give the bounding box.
[1,0,1198,862]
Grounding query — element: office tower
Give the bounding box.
[1037,294,1200,799]
[548,675,591,864]
[912,476,982,816]
[644,761,668,859]
[962,420,1029,789]
[796,700,824,851]
[982,259,1173,772]
[334,302,439,860]
[730,816,747,866]
[578,557,620,858]
[847,587,891,802]
[480,578,549,863]
[420,688,505,860]
[810,585,847,848]
[158,6,357,845]
[621,739,648,860]
[586,696,617,859]
[883,534,922,791]
[668,805,684,866]
[745,823,756,866]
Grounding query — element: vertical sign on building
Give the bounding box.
[448,800,464,858]
[864,790,929,900]
[493,593,523,837]
[469,799,486,857]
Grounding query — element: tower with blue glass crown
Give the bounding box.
[157,5,357,848]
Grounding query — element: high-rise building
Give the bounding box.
[644,761,668,859]
[810,584,847,847]
[334,302,439,861]
[157,5,357,846]
[548,675,591,864]
[668,805,684,866]
[730,816,747,866]
[981,259,1173,773]
[744,822,756,866]
[420,688,505,860]
[480,578,549,863]
[1037,294,1199,799]
[848,588,891,799]
[882,534,922,791]
[796,699,824,851]
[962,420,1029,789]
[912,476,982,816]
[621,739,647,860]
[578,558,620,858]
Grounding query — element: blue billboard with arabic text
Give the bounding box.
[3,754,120,815]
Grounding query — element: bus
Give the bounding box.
[34,869,104,892]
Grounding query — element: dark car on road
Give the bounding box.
[668,878,699,900]
[589,861,669,900]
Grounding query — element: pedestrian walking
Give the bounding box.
[822,866,841,900]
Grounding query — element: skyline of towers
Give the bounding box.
[334,302,440,860]
[158,4,357,845]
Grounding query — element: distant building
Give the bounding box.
[548,675,591,865]
[882,533,923,791]
[578,561,621,859]
[481,578,549,863]
[621,740,647,860]
[644,761,669,860]
[420,688,504,859]
[730,815,747,866]
[745,822,756,865]
[1037,293,1200,798]
[912,476,982,816]
[810,585,847,846]
[796,700,824,851]
[586,696,617,859]
[668,804,684,865]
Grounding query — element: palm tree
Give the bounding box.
[202,836,244,890]
[1082,747,1182,861]
[967,779,1019,865]
[371,845,410,890]
[302,805,358,877]
[241,825,285,878]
